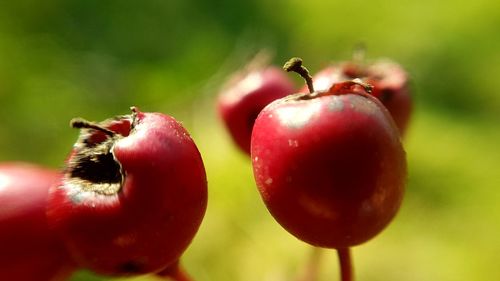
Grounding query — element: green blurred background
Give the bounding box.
[0,0,499,280]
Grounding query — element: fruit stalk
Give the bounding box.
[283,57,314,93]
[337,248,353,281]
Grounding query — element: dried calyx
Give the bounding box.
[64,113,135,195]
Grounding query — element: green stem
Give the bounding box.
[283,57,315,93]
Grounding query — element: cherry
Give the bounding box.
[251,58,407,249]
[0,162,75,281]
[217,53,295,154]
[300,59,412,135]
[47,107,207,276]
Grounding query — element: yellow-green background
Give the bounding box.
[0,1,499,280]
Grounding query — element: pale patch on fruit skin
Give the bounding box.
[63,180,120,206]
[265,178,273,185]
[327,97,345,112]
[298,194,339,221]
[0,174,11,193]
[113,233,137,247]
[350,96,377,115]
[66,179,122,196]
[288,139,299,147]
[276,100,322,129]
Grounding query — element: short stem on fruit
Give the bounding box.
[70,118,115,137]
[337,247,353,281]
[283,57,315,93]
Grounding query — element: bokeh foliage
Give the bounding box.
[0,0,499,280]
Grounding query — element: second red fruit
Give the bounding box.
[0,163,74,281]
[218,63,294,154]
[47,107,207,276]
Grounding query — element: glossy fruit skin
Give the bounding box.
[300,60,412,135]
[251,84,406,248]
[0,163,74,281]
[218,66,295,154]
[47,109,207,276]
[364,61,412,135]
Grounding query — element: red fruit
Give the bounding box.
[363,61,412,135]
[0,163,75,281]
[300,60,412,135]
[252,59,406,248]
[47,107,207,276]
[218,61,294,154]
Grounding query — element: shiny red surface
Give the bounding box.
[0,163,74,281]
[47,110,207,276]
[299,61,412,135]
[251,88,406,248]
[218,66,294,154]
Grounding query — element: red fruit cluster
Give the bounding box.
[218,55,410,280]
[2,51,412,281]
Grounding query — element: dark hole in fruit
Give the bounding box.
[66,136,124,195]
[82,133,108,148]
[118,260,143,274]
[70,150,122,185]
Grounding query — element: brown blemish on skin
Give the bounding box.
[298,194,339,220]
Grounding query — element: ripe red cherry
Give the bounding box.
[252,58,406,248]
[217,56,295,154]
[301,59,412,135]
[0,163,75,281]
[47,107,207,276]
